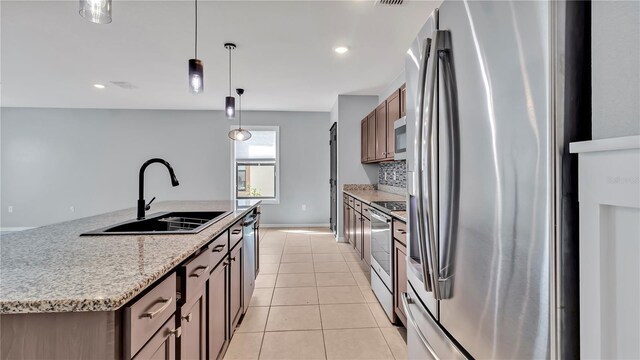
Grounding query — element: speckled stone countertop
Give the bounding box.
[343,189,407,222]
[0,200,260,314]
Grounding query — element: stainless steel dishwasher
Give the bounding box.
[242,212,258,314]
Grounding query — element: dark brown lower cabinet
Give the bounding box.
[354,213,363,258]
[363,216,371,266]
[344,201,351,244]
[179,286,206,360]
[349,206,357,249]
[208,259,229,360]
[229,242,243,337]
[393,240,407,326]
[132,316,177,360]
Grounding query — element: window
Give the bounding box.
[232,126,279,203]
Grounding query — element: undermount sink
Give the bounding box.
[82,211,232,236]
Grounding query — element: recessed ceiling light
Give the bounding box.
[93,84,106,89]
[334,46,349,54]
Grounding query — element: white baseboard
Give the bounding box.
[0,227,34,233]
[261,223,331,228]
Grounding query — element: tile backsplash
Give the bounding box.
[378,161,407,188]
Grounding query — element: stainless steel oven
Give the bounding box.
[394,117,407,160]
[369,207,393,320]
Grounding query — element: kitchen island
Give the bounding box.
[0,200,260,359]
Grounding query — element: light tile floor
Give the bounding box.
[225,227,407,360]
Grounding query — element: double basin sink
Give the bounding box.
[82,211,232,236]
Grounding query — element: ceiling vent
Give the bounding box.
[378,0,403,5]
[109,81,138,89]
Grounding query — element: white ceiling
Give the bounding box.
[1,0,439,111]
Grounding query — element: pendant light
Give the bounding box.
[229,88,251,141]
[79,0,112,24]
[224,43,237,119]
[188,0,203,93]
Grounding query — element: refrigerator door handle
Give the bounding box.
[402,292,440,360]
[421,29,443,299]
[415,35,434,292]
[436,31,455,299]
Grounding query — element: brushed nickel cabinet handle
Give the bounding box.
[182,313,192,322]
[232,229,241,234]
[168,327,182,338]
[189,265,209,278]
[211,244,225,252]
[231,257,237,262]
[141,297,172,319]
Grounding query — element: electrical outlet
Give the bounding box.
[69,206,75,213]
[301,204,307,211]
[7,206,13,213]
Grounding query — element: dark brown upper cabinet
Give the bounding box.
[386,89,401,160]
[375,102,387,160]
[361,117,368,163]
[360,84,406,164]
[367,111,376,161]
[400,84,406,118]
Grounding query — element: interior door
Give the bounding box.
[330,123,337,235]
[437,1,551,359]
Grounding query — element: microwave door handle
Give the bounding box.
[415,35,434,293]
[421,29,444,300]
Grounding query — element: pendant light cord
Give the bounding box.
[194,0,198,58]
[228,48,232,95]
[238,95,242,128]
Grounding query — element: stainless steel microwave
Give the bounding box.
[394,117,407,160]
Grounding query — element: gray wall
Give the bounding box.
[592,1,640,139]
[0,107,329,228]
[334,95,379,238]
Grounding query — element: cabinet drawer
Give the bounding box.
[393,219,407,245]
[181,249,210,306]
[355,200,362,214]
[348,197,354,207]
[361,203,370,219]
[229,220,243,250]
[209,233,228,269]
[125,272,177,359]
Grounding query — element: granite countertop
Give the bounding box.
[343,189,407,221]
[0,200,260,314]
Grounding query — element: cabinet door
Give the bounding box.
[394,241,407,326]
[367,111,376,161]
[361,118,368,163]
[180,288,206,360]
[354,213,362,257]
[400,84,406,117]
[132,316,177,360]
[229,242,243,335]
[343,201,350,243]
[208,261,228,360]
[350,207,357,248]
[375,102,387,160]
[386,91,401,160]
[363,217,371,266]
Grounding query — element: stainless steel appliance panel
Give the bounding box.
[369,208,392,289]
[242,214,257,314]
[394,117,407,160]
[404,284,467,360]
[406,9,439,318]
[437,1,551,358]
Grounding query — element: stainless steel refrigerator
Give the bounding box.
[404,1,588,358]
